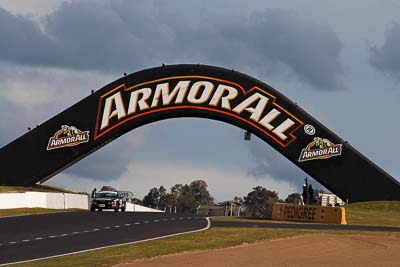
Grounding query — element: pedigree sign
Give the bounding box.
[94,76,304,147]
[271,203,347,224]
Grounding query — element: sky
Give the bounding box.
[0,0,400,202]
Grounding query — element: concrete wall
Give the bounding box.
[125,203,164,212]
[0,192,89,210]
[0,192,164,212]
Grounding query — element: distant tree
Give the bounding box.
[143,187,160,208]
[244,186,279,219]
[132,198,144,205]
[189,180,214,205]
[177,184,198,212]
[143,180,214,213]
[233,196,244,205]
[158,186,167,209]
[285,193,302,204]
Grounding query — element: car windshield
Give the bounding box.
[96,192,118,198]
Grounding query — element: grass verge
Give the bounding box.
[16,227,400,267]
[0,208,82,218]
[346,201,400,226]
[17,228,310,267]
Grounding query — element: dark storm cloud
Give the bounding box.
[65,133,141,181]
[0,100,27,146]
[0,1,344,90]
[248,138,322,191]
[369,23,400,78]
[0,8,59,67]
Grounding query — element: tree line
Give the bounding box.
[139,179,324,217]
[140,180,214,213]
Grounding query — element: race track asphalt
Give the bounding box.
[0,211,208,265]
[1,211,399,266]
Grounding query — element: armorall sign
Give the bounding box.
[0,64,399,203]
[95,77,303,146]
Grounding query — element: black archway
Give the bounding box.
[0,64,399,202]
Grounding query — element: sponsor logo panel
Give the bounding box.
[298,137,342,162]
[47,125,90,150]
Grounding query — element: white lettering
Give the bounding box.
[209,84,238,110]
[259,108,281,130]
[127,88,152,115]
[151,81,190,107]
[187,81,214,104]
[232,93,269,122]
[100,92,127,130]
[273,119,295,140]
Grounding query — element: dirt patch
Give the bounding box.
[114,234,400,267]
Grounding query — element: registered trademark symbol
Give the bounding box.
[304,124,316,135]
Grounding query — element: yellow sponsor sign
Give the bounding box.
[272,203,346,224]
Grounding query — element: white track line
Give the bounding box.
[0,217,211,267]
[3,217,181,246]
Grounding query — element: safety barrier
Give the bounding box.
[125,203,164,212]
[271,203,347,224]
[0,192,89,210]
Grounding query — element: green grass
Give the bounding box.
[16,227,400,267]
[346,201,400,226]
[16,228,311,267]
[0,208,83,218]
[0,184,73,193]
